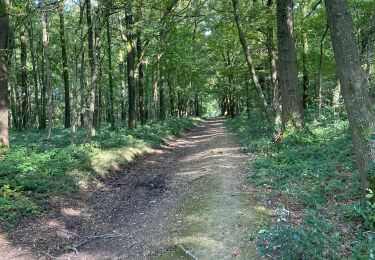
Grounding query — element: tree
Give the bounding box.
[40,0,53,140]
[276,0,304,129]
[231,0,269,112]
[324,0,375,193]
[59,0,71,128]
[0,0,10,148]
[20,25,29,128]
[106,15,115,130]
[125,0,136,129]
[86,0,98,139]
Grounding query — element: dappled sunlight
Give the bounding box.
[92,145,154,174]
[1,118,265,259]
[61,208,84,217]
[176,235,222,249]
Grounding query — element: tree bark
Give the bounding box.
[317,24,329,118]
[20,26,29,129]
[153,55,161,121]
[0,0,10,148]
[276,0,304,129]
[72,0,84,140]
[125,0,136,129]
[302,34,309,109]
[59,0,71,128]
[85,0,98,140]
[325,0,375,194]
[231,0,269,112]
[266,0,280,121]
[41,0,53,140]
[106,16,115,130]
[137,32,146,125]
[26,19,40,129]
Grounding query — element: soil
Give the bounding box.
[0,118,268,260]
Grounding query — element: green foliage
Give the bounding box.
[258,212,342,259]
[0,118,198,227]
[226,109,374,258]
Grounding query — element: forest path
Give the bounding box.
[1,118,266,259]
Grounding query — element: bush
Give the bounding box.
[226,109,373,258]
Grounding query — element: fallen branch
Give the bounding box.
[68,233,125,253]
[177,245,199,260]
[39,251,70,260]
[59,228,80,238]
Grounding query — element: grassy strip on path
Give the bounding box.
[226,110,375,259]
[0,118,200,227]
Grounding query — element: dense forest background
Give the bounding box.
[1,0,375,257]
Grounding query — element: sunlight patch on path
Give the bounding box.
[158,120,270,260]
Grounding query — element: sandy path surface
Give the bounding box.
[1,118,264,260]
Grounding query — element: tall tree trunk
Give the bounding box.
[231,0,269,112]
[59,0,71,128]
[153,55,161,121]
[325,0,375,194]
[78,2,85,127]
[125,0,136,129]
[79,51,85,126]
[86,0,98,140]
[266,0,280,121]
[137,32,146,125]
[40,51,46,129]
[317,24,329,118]
[119,51,126,124]
[106,16,115,130]
[276,0,304,129]
[26,20,40,129]
[20,26,29,129]
[72,0,84,140]
[41,0,53,140]
[0,0,10,148]
[302,34,309,109]
[159,82,166,120]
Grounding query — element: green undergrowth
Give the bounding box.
[0,118,199,227]
[226,110,375,259]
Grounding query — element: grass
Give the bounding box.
[226,109,375,259]
[0,118,200,227]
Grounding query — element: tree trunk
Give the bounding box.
[86,0,98,140]
[72,0,84,140]
[302,34,309,109]
[276,0,304,129]
[79,51,85,126]
[125,0,136,129]
[41,0,53,140]
[40,51,46,129]
[266,0,280,120]
[0,0,10,148]
[26,20,40,129]
[325,0,375,194]
[231,0,269,112]
[118,52,126,124]
[137,32,146,125]
[59,0,71,128]
[159,82,166,120]
[317,24,329,118]
[20,26,29,129]
[106,16,115,130]
[153,55,161,121]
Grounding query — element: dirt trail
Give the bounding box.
[1,118,267,260]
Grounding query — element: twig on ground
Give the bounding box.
[68,233,125,253]
[39,251,70,260]
[59,228,81,238]
[177,245,199,260]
